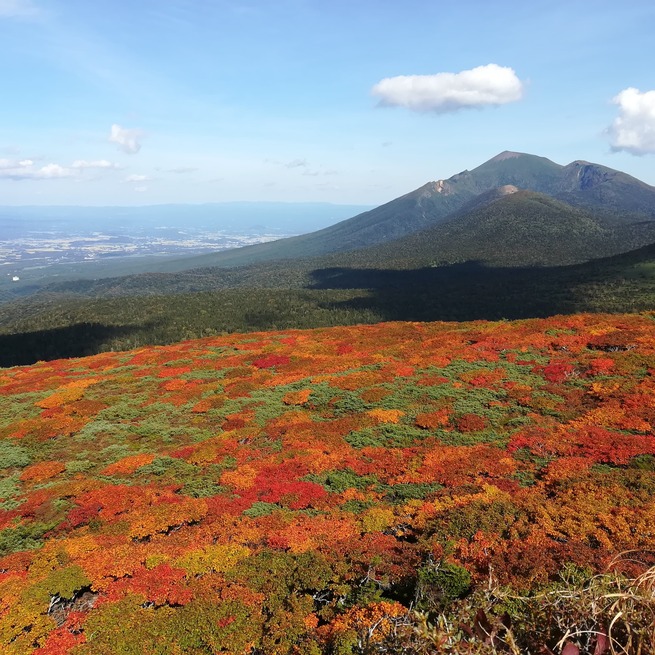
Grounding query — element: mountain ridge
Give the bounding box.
[162,151,655,271]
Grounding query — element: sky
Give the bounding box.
[0,0,654,206]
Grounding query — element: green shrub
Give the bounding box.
[415,561,472,610]
[0,441,31,468]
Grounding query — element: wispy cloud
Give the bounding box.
[0,0,39,19]
[285,158,308,169]
[125,174,151,183]
[372,64,524,114]
[72,159,121,169]
[0,157,123,180]
[167,166,198,174]
[607,87,655,155]
[109,124,143,154]
[266,158,336,177]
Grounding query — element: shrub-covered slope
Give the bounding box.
[19,187,655,306]
[1,315,655,653]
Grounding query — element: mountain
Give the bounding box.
[440,151,655,214]
[163,151,655,270]
[3,152,654,291]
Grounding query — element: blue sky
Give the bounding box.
[0,0,654,205]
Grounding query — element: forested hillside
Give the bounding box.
[4,239,655,366]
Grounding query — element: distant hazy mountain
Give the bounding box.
[0,202,372,239]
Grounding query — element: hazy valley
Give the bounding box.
[0,203,370,298]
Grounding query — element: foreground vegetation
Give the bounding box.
[1,314,655,653]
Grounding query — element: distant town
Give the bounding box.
[1,226,288,281]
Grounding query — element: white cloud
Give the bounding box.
[125,174,150,182]
[72,159,120,169]
[0,0,39,18]
[109,124,143,154]
[0,159,17,170]
[0,159,75,180]
[607,87,655,155]
[371,63,524,113]
[37,163,72,178]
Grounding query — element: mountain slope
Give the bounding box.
[167,180,477,269]
[351,190,655,268]
[557,160,655,212]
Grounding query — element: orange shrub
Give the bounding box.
[20,461,65,482]
[101,454,156,476]
[367,409,404,424]
[415,409,450,429]
[282,389,312,405]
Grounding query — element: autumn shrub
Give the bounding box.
[429,499,521,544]
[456,413,488,433]
[0,475,21,510]
[415,408,451,430]
[345,424,427,449]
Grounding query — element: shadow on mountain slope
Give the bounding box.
[307,260,635,322]
[2,246,655,366]
[0,322,155,367]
